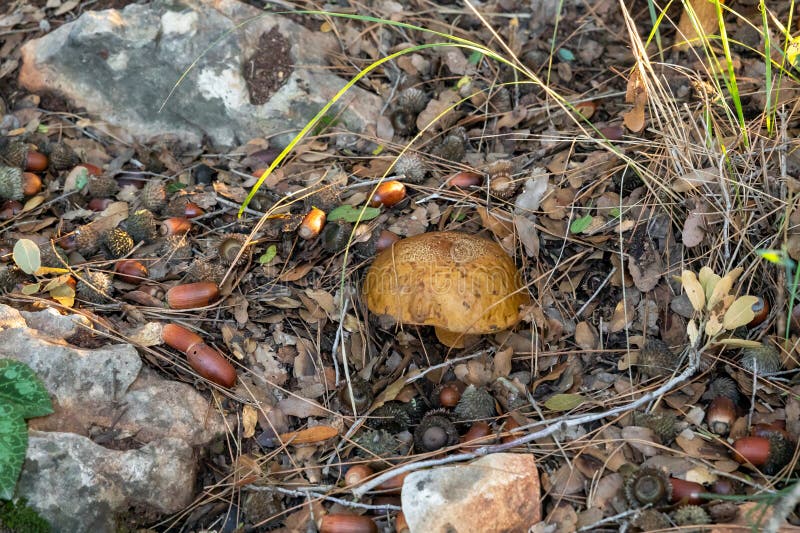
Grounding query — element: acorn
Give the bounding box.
[431,127,468,163]
[162,323,204,353]
[76,163,103,177]
[460,421,492,449]
[487,160,517,199]
[371,401,412,432]
[624,467,672,507]
[453,385,496,421]
[141,180,168,212]
[631,411,679,443]
[165,281,220,309]
[393,153,426,184]
[353,429,399,459]
[74,224,101,256]
[438,384,461,408]
[369,180,406,208]
[672,505,711,527]
[186,342,237,387]
[88,198,114,212]
[319,514,377,533]
[669,477,705,505]
[21,172,41,196]
[166,195,203,218]
[217,233,250,266]
[414,411,458,453]
[298,207,326,240]
[375,230,400,252]
[102,227,134,258]
[114,260,149,284]
[124,209,158,243]
[702,375,741,403]
[706,396,736,436]
[45,141,80,171]
[344,464,374,486]
[733,433,794,474]
[740,343,782,374]
[25,151,48,173]
[748,296,770,327]
[447,171,483,188]
[637,339,678,378]
[160,217,192,236]
[160,234,193,261]
[0,166,23,200]
[76,271,113,304]
[87,174,119,198]
[186,257,226,284]
[375,471,409,494]
[396,511,409,533]
[338,378,373,415]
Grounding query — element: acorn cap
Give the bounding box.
[76,271,113,303]
[414,411,458,452]
[764,432,794,475]
[160,235,193,262]
[431,127,468,163]
[0,166,23,201]
[631,411,679,443]
[45,141,80,171]
[124,209,158,243]
[453,385,496,421]
[633,510,671,532]
[87,175,119,198]
[624,467,672,507]
[702,375,741,403]
[637,339,678,378]
[321,221,354,254]
[1,140,28,168]
[353,429,399,459]
[672,505,711,526]
[338,378,374,415]
[393,153,427,184]
[217,233,250,266]
[74,225,101,256]
[142,180,167,212]
[306,186,341,212]
[186,257,226,284]
[487,160,518,200]
[372,401,412,432]
[38,243,68,268]
[103,227,134,258]
[741,343,782,374]
[363,231,529,347]
[397,87,428,114]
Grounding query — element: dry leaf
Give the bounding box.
[722,295,759,330]
[575,321,599,350]
[278,262,315,282]
[706,267,742,310]
[699,266,721,300]
[682,206,706,247]
[622,66,647,132]
[609,299,634,333]
[705,314,723,337]
[681,270,705,311]
[242,404,258,439]
[476,206,513,239]
[672,168,717,193]
[278,425,339,445]
[675,0,724,51]
[492,347,513,380]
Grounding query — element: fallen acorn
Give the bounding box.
[165,281,220,309]
[162,323,203,353]
[669,477,705,505]
[438,383,461,408]
[733,434,794,474]
[21,172,41,196]
[447,171,483,188]
[375,230,400,252]
[114,260,149,284]
[186,342,237,388]
[160,217,192,236]
[369,180,406,207]
[318,514,377,533]
[298,207,326,240]
[460,421,492,451]
[24,150,48,173]
[375,471,408,494]
[748,296,770,327]
[344,464,374,486]
[395,511,409,533]
[706,396,737,436]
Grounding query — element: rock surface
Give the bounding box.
[0,304,226,531]
[401,453,541,532]
[18,0,382,148]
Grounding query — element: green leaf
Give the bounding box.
[468,51,483,65]
[166,182,186,194]
[544,393,584,412]
[557,48,576,62]
[327,204,381,223]
[570,214,593,234]
[258,244,278,264]
[74,167,89,191]
[0,403,27,500]
[609,207,621,219]
[12,239,41,275]
[0,360,53,419]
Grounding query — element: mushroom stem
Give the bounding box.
[435,327,476,348]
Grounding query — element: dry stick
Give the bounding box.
[352,347,701,499]
[246,485,401,512]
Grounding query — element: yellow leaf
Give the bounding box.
[49,283,75,308]
[681,270,705,312]
[723,295,759,330]
[687,319,699,346]
[705,314,723,337]
[544,393,584,412]
[242,404,258,439]
[21,282,40,295]
[707,267,742,311]
[698,266,719,298]
[714,338,763,349]
[35,267,70,276]
[22,195,45,212]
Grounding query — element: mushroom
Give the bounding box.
[363,231,529,347]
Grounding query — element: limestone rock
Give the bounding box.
[18,432,196,533]
[18,0,382,148]
[401,453,541,533]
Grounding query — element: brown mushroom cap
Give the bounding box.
[363,231,529,347]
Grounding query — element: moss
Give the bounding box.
[0,499,51,533]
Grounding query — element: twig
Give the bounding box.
[352,347,702,499]
[405,350,491,382]
[246,485,401,512]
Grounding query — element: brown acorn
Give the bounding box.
[114,260,149,284]
[344,464,374,486]
[141,180,167,212]
[161,323,204,353]
[160,217,192,236]
[21,172,41,196]
[414,411,458,452]
[438,384,461,408]
[460,421,492,450]
[448,171,483,188]
[748,296,770,327]
[706,396,736,436]
[319,514,377,533]
[102,227,134,258]
[76,163,103,177]
[165,282,220,309]
[369,180,406,208]
[375,230,400,252]
[298,207,326,240]
[669,477,705,505]
[76,271,113,304]
[733,433,794,474]
[186,342,237,387]
[25,151,48,173]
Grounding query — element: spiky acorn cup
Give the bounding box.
[74,224,101,256]
[38,243,68,268]
[390,87,428,136]
[353,429,400,459]
[741,343,782,374]
[624,467,672,507]
[321,221,353,254]
[0,266,25,292]
[393,153,427,184]
[431,127,468,163]
[633,509,671,532]
[186,257,226,284]
[76,271,113,303]
[372,401,413,432]
[398,87,428,114]
[124,209,158,244]
[487,160,518,200]
[1,139,28,167]
[87,174,119,198]
[141,180,167,213]
[306,186,341,213]
[102,227,134,259]
[414,410,459,453]
[632,411,679,444]
[403,396,428,424]
[453,385,496,421]
[702,375,741,403]
[0,166,23,200]
[672,506,710,528]
[217,233,250,266]
[637,339,678,379]
[45,141,80,171]
[160,235,193,262]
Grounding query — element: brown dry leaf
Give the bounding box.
[672,167,717,193]
[628,255,662,292]
[278,262,315,282]
[588,473,623,512]
[242,404,258,439]
[514,215,539,257]
[278,425,338,445]
[620,426,660,456]
[476,206,513,239]
[492,347,513,380]
[622,66,647,132]
[675,0,723,51]
[609,299,635,333]
[682,200,707,247]
[681,270,705,311]
[416,89,459,132]
[276,396,327,418]
[575,321,599,350]
[16,216,57,233]
[495,107,527,129]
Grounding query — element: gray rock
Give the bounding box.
[18,432,196,533]
[401,453,541,532]
[18,0,382,148]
